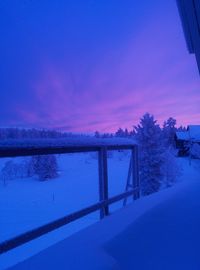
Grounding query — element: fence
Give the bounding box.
[0,142,140,254]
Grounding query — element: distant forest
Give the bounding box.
[0,115,186,140]
[0,128,87,140]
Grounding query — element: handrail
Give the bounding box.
[0,144,136,157]
[0,143,140,254]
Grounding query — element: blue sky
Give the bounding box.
[0,0,199,132]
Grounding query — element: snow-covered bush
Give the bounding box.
[0,155,59,183]
[190,143,200,159]
[25,157,35,177]
[1,161,17,185]
[135,113,165,196]
[161,148,181,187]
[0,159,29,185]
[30,155,58,181]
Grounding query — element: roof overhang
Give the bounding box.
[176,0,200,73]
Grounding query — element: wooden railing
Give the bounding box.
[0,142,140,254]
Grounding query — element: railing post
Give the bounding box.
[132,145,140,200]
[123,157,132,206]
[98,147,109,219]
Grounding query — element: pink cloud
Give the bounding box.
[14,2,200,132]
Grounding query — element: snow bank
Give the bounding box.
[2,158,199,270]
[5,163,199,269]
[105,179,200,269]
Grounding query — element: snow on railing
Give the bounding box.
[0,137,137,148]
[0,139,140,254]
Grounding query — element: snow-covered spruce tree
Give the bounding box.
[94,131,100,138]
[135,113,165,196]
[162,117,177,147]
[1,161,17,186]
[190,143,200,159]
[115,128,125,137]
[161,148,181,187]
[30,155,58,181]
[0,159,28,184]
[177,125,187,132]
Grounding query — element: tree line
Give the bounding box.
[0,128,84,140]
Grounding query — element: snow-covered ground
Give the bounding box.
[104,161,200,269]
[1,156,200,269]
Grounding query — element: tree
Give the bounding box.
[30,155,58,181]
[94,131,100,138]
[129,130,136,137]
[115,128,125,137]
[161,148,181,187]
[163,117,177,147]
[1,160,17,186]
[1,160,26,184]
[190,143,200,159]
[177,125,187,132]
[124,128,129,137]
[134,113,164,195]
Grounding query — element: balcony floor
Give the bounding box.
[6,160,200,270]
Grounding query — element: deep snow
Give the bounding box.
[1,157,200,269]
[105,169,200,269]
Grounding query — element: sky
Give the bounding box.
[0,0,200,133]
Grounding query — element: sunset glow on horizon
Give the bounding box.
[0,0,200,133]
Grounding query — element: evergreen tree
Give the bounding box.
[115,128,125,137]
[129,130,136,137]
[124,128,129,137]
[163,117,177,147]
[1,161,16,185]
[94,131,100,138]
[190,143,200,159]
[30,155,58,181]
[161,148,181,187]
[135,113,164,195]
[177,125,187,132]
[1,160,28,185]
